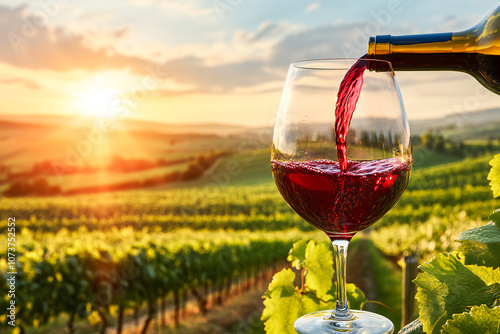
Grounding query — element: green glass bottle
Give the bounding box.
[367,5,500,94]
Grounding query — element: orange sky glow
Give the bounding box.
[0,1,499,126]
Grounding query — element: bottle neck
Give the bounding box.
[367,31,474,71]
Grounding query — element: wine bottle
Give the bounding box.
[366,4,500,95]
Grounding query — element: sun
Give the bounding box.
[73,86,119,118]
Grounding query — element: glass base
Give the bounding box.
[294,310,394,334]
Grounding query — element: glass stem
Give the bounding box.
[332,239,353,320]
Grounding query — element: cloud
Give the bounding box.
[268,23,359,65]
[0,4,278,93]
[0,4,388,95]
[0,77,40,90]
[306,3,321,13]
[113,27,130,39]
[235,21,283,44]
[0,5,148,73]
[0,5,416,97]
[162,56,281,93]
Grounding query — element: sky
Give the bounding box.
[0,0,499,126]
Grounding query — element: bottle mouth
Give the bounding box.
[367,35,392,56]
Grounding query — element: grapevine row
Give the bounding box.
[0,185,292,220]
[372,212,487,261]
[0,229,320,333]
[0,213,311,233]
[372,154,497,260]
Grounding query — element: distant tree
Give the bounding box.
[4,180,30,197]
[360,131,370,146]
[486,135,494,153]
[387,132,394,145]
[4,178,61,197]
[421,130,435,150]
[32,178,50,195]
[435,134,446,152]
[164,171,181,183]
[182,162,203,181]
[458,142,466,156]
[378,132,386,147]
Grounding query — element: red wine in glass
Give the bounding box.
[271,158,411,241]
[273,55,409,241]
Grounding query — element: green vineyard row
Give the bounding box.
[0,185,292,220]
[407,155,491,191]
[372,155,498,260]
[0,229,321,331]
[372,212,488,261]
[0,213,311,233]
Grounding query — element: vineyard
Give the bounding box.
[1,152,499,333]
[373,155,499,261]
[0,228,319,333]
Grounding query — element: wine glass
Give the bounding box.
[271,58,412,334]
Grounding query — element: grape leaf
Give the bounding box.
[346,283,366,310]
[441,305,500,334]
[304,241,334,301]
[262,268,322,334]
[287,240,308,270]
[488,154,500,197]
[457,222,500,269]
[467,263,500,287]
[491,210,500,224]
[415,253,500,334]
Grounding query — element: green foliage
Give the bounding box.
[0,229,318,329]
[0,172,319,330]
[457,222,500,269]
[373,155,499,261]
[491,210,500,224]
[346,284,367,310]
[373,213,486,261]
[304,241,334,301]
[441,305,500,334]
[287,239,308,270]
[488,154,500,197]
[262,269,323,334]
[414,252,500,334]
[412,216,500,334]
[398,153,500,334]
[262,240,366,334]
[0,184,314,233]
